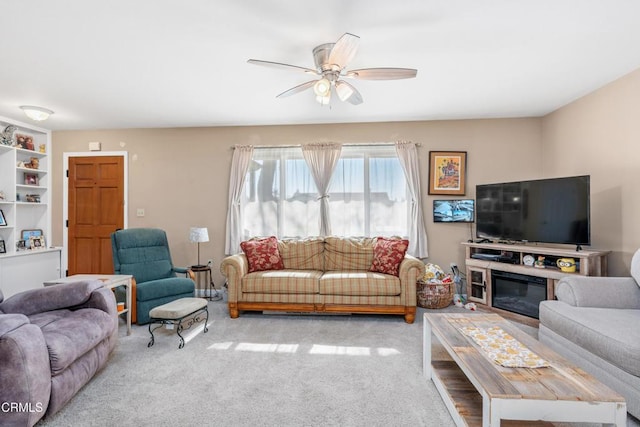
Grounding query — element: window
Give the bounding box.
[241,145,409,239]
[329,146,408,237]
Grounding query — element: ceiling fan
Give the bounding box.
[248,33,417,106]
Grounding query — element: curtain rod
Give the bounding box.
[233,142,421,149]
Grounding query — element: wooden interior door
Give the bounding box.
[68,156,125,275]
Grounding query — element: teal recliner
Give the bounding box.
[111,228,195,324]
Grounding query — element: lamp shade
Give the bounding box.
[189,227,209,243]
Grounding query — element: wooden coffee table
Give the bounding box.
[423,312,626,427]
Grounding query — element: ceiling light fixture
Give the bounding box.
[312,78,332,105]
[248,33,417,107]
[20,106,54,121]
[313,78,331,95]
[315,94,331,105]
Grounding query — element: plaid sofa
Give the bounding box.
[220,237,424,323]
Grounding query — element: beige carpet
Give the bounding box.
[38,302,455,426]
[37,301,638,427]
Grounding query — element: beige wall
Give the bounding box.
[52,118,542,285]
[542,68,640,275]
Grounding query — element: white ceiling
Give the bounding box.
[1,1,640,131]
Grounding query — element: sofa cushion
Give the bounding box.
[370,237,409,277]
[539,301,640,377]
[242,270,322,294]
[319,272,401,296]
[136,277,195,302]
[0,280,103,316]
[0,313,29,336]
[29,308,115,375]
[279,237,324,270]
[241,236,285,273]
[325,237,375,271]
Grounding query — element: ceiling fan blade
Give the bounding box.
[328,33,360,70]
[345,68,417,80]
[335,80,363,105]
[276,80,317,98]
[247,59,319,75]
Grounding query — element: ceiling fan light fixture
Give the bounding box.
[249,33,417,107]
[313,78,331,97]
[20,105,54,121]
[335,82,354,102]
[315,93,331,105]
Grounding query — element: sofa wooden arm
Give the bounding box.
[131,278,137,324]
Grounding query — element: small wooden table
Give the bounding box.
[423,312,626,426]
[44,274,133,336]
[190,265,221,301]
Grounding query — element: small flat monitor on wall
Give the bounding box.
[433,199,475,223]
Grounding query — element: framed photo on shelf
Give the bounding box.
[24,173,39,186]
[16,240,27,251]
[21,229,42,241]
[29,235,45,249]
[0,209,6,226]
[428,151,467,196]
[0,239,6,254]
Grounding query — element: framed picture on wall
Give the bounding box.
[428,151,467,195]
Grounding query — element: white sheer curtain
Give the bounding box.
[301,143,342,236]
[243,147,319,239]
[225,145,254,255]
[329,145,408,237]
[395,141,428,258]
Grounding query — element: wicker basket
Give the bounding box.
[416,280,454,309]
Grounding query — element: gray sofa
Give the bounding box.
[0,280,118,426]
[539,249,640,419]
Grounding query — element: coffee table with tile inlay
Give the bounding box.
[423,312,626,427]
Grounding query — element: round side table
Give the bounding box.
[190,265,222,301]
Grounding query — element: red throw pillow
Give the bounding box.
[370,237,409,276]
[240,236,285,273]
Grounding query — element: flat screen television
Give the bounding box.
[433,199,475,223]
[475,175,590,246]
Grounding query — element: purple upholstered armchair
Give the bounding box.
[0,280,118,426]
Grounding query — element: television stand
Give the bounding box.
[462,242,609,322]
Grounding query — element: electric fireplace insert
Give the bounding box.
[491,270,547,319]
